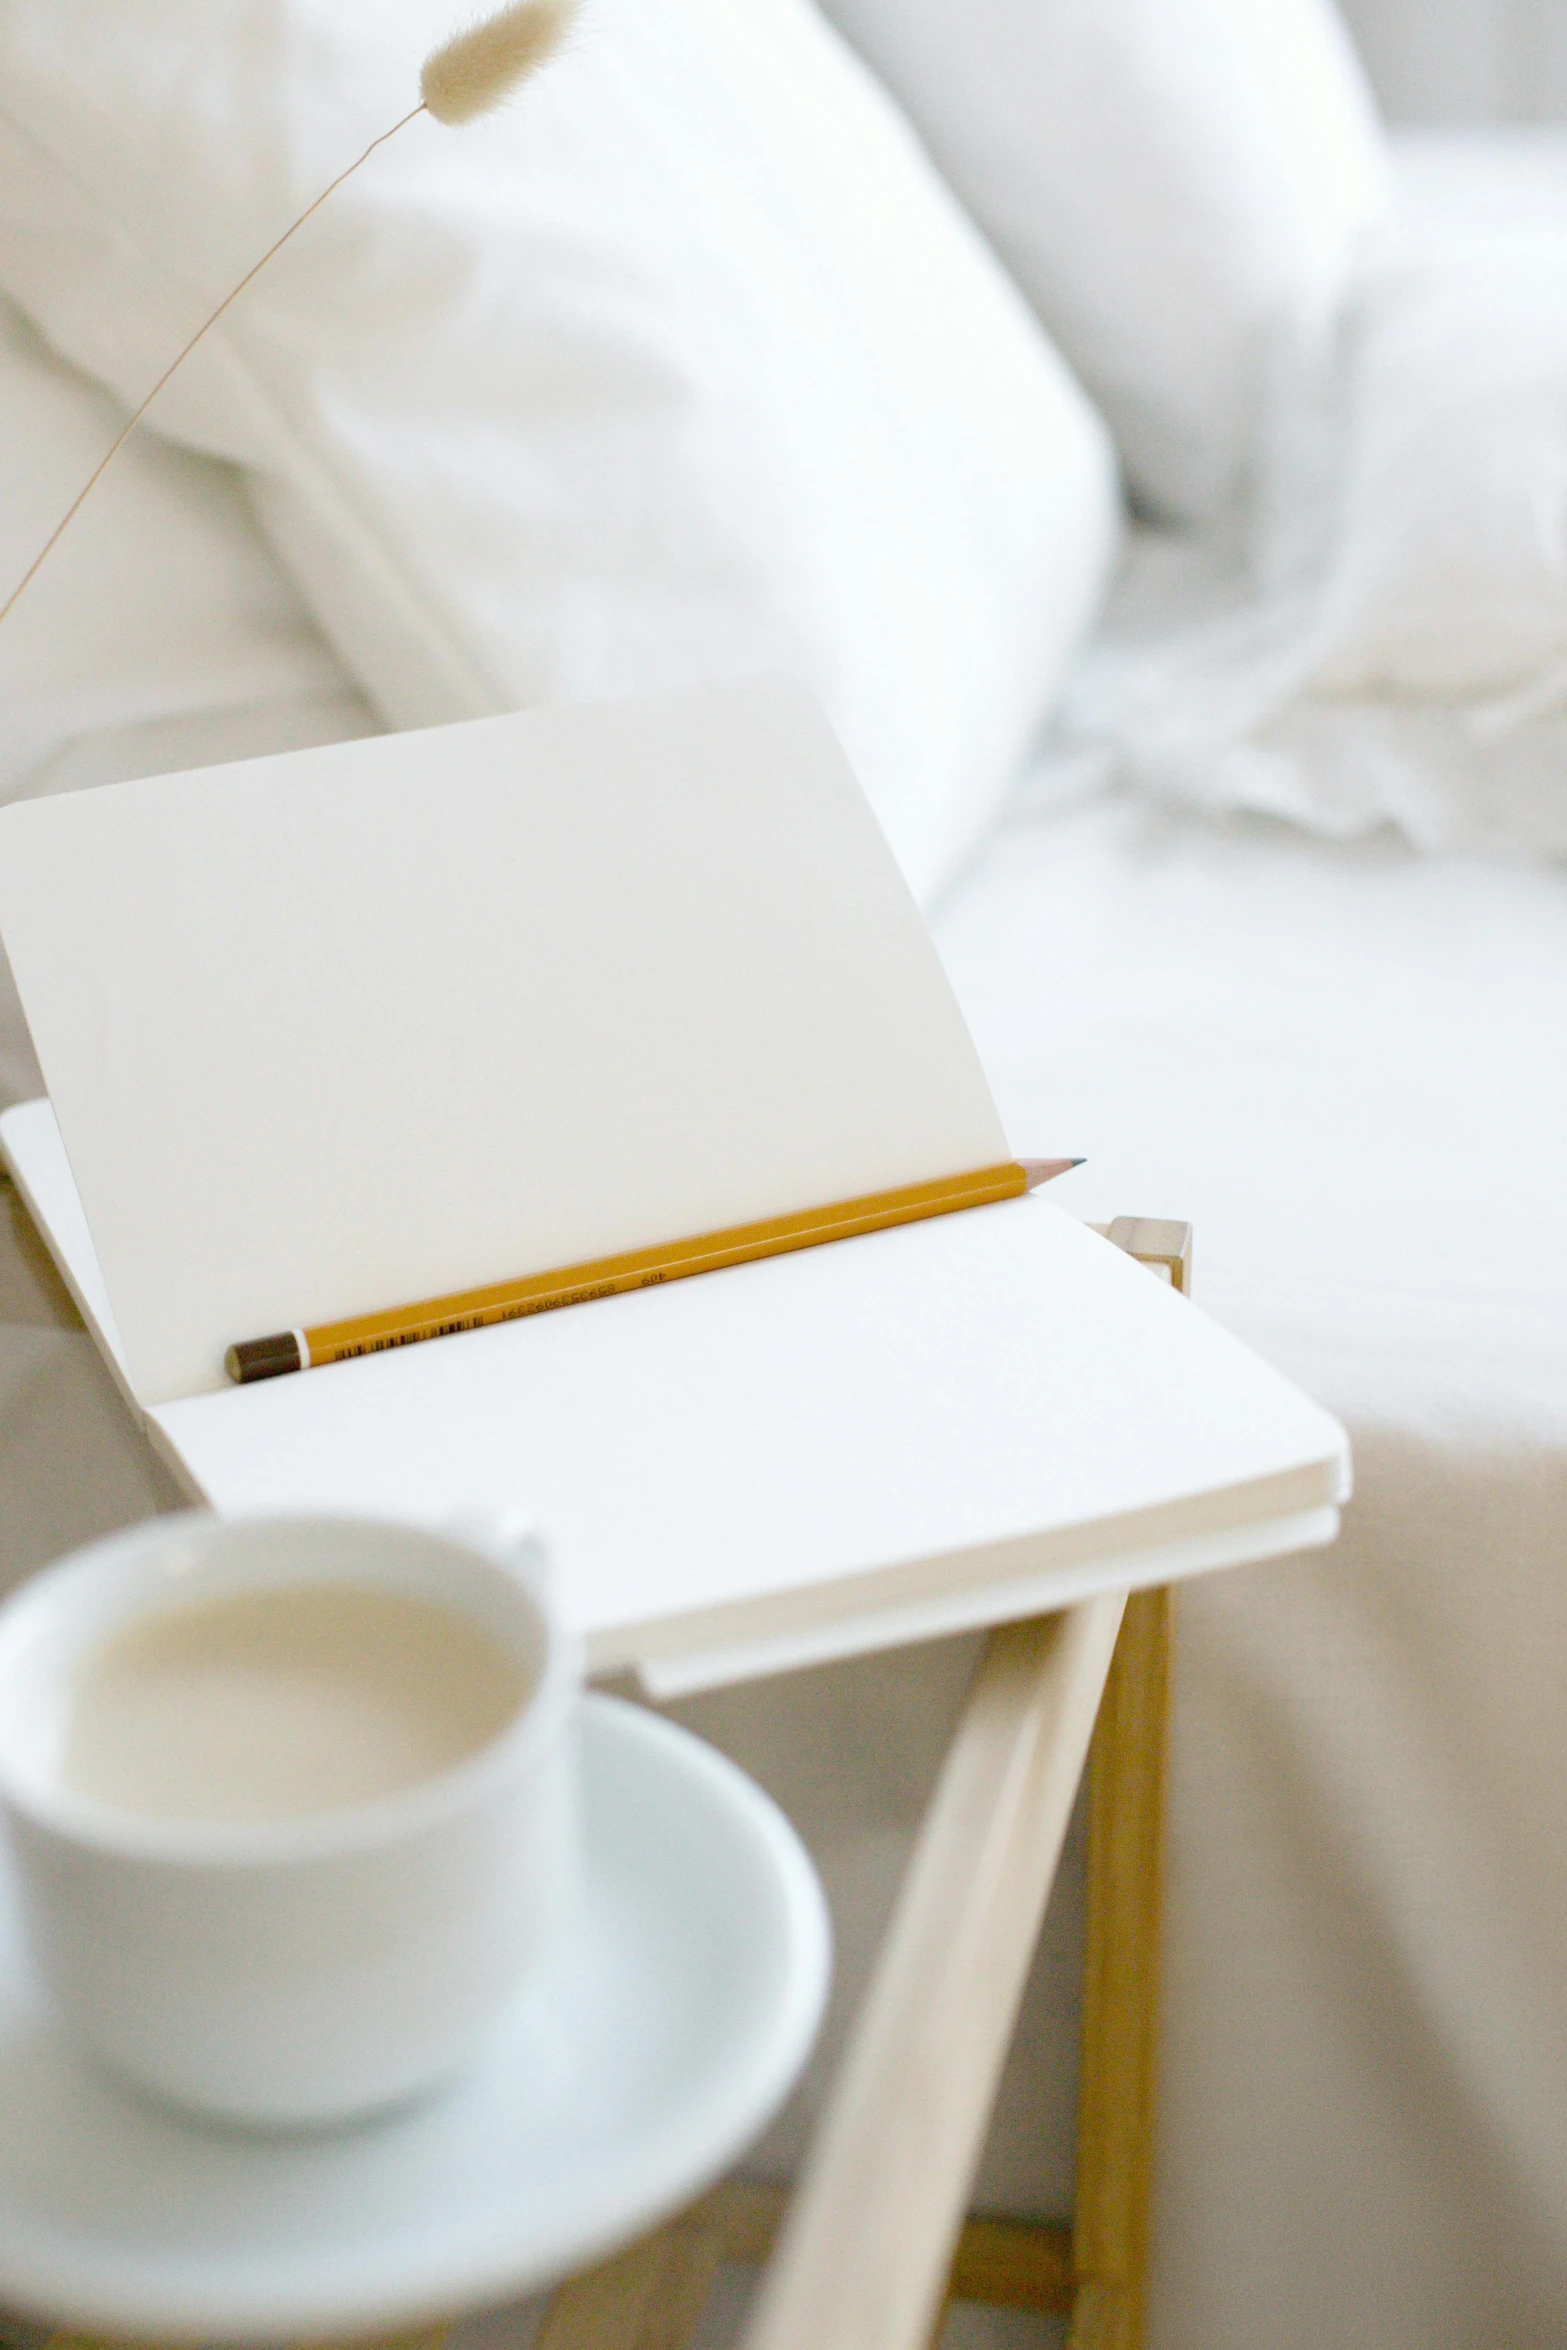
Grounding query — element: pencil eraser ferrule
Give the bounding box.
[225,1332,304,1384]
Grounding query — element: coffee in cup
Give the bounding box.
[61,1581,531,1824]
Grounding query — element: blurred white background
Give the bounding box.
[1341,0,1567,120]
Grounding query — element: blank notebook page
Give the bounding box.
[0,677,1006,1406]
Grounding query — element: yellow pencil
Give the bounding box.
[224,1157,1083,1383]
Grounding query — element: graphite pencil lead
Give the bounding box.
[1017,1157,1085,1189]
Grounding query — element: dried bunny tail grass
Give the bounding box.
[421,0,577,124]
[0,100,425,633]
[2,0,578,631]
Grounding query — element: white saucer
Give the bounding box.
[0,1696,830,2341]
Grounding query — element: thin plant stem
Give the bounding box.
[0,101,428,631]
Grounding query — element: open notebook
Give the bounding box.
[0,677,1347,1691]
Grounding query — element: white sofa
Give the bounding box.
[0,25,1564,2347]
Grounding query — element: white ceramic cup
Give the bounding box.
[0,1511,580,2130]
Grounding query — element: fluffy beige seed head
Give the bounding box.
[421,0,577,125]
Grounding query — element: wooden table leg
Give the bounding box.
[1067,1586,1170,2350]
[534,2206,730,2350]
[531,2185,1076,2350]
[1067,1217,1183,2350]
[738,1598,1125,2350]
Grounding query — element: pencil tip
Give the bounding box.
[1018,1157,1086,1189]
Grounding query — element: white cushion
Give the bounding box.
[0,293,380,1113]
[813,0,1391,526]
[0,296,349,809]
[0,0,1120,904]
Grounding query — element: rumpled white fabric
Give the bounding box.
[0,0,1118,905]
[1035,132,1567,861]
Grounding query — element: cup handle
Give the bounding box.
[441,1510,556,1601]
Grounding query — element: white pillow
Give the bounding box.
[0,293,378,1111]
[812,0,1391,527]
[0,0,1120,904]
[0,296,348,808]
